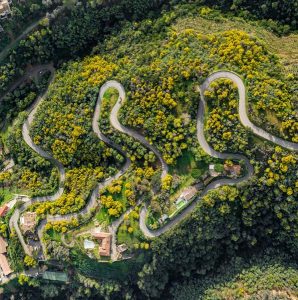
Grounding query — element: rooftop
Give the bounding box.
[0,236,7,254]
[20,212,37,233]
[92,230,111,257]
[0,205,8,217]
[0,0,10,16]
[0,254,12,276]
[180,186,197,201]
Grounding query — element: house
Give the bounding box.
[224,163,241,177]
[0,0,11,20]
[0,205,8,217]
[92,230,111,257]
[175,186,198,209]
[20,212,37,233]
[0,237,12,276]
[158,214,169,224]
[180,186,197,202]
[117,244,128,253]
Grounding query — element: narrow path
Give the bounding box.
[0,64,55,129]
[0,6,65,63]
[0,19,43,63]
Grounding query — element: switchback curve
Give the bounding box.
[10,69,297,257]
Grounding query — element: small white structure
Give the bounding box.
[84,239,95,250]
[0,0,11,20]
[175,186,198,209]
[158,214,169,224]
[180,186,197,202]
[117,244,128,253]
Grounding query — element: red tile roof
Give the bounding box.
[92,232,111,257]
[0,205,9,217]
[0,236,7,254]
[0,254,12,276]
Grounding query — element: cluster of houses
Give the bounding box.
[159,162,242,224]
[0,0,11,20]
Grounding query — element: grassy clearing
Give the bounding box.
[0,188,15,204]
[171,150,208,177]
[170,150,208,189]
[103,88,118,110]
[172,150,195,175]
[117,212,144,249]
[173,14,298,73]
[95,208,113,227]
[47,228,62,242]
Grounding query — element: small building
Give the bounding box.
[42,271,68,283]
[84,239,95,250]
[92,230,111,257]
[224,163,241,177]
[175,186,198,209]
[0,0,11,20]
[117,244,128,253]
[0,236,12,276]
[0,205,9,217]
[180,186,197,202]
[158,214,169,224]
[20,212,37,233]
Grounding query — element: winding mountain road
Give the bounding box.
[203,72,298,152]
[8,69,297,258]
[36,81,132,259]
[107,80,169,178]
[108,72,296,238]
[9,65,66,256]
